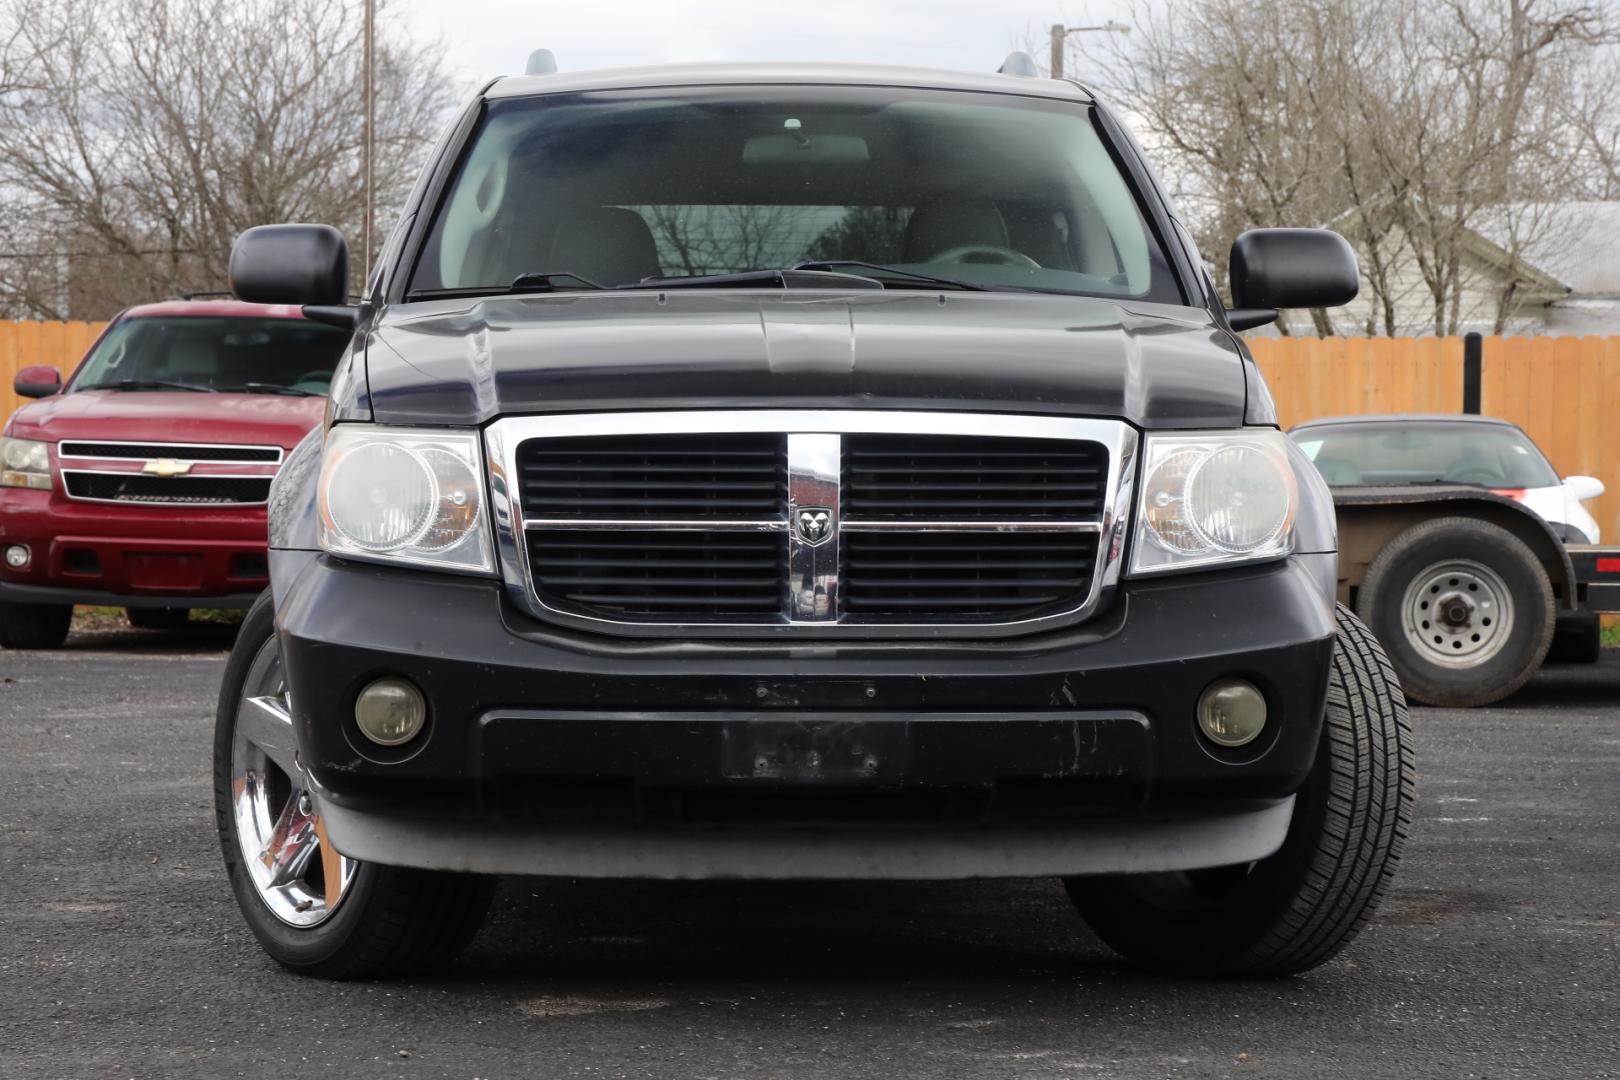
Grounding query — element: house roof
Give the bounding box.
[1474,202,1620,299]
[1327,199,1571,304]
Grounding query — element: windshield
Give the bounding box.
[1292,421,1560,488]
[410,86,1182,302]
[72,316,350,395]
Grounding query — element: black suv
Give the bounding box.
[215,59,1413,979]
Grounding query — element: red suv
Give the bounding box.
[0,299,349,648]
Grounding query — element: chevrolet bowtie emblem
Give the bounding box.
[141,458,193,478]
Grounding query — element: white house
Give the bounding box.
[1266,201,1620,337]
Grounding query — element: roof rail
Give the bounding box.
[526,49,558,76]
[998,51,1041,78]
[172,290,234,301]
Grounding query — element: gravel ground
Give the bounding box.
[1,624,1616,1079]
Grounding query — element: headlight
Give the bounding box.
[0,437,51,490]
[1129,430,1298,575]
[318,425,493,574]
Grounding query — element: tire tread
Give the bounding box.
[1067,605,1416,977]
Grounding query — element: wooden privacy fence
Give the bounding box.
[0,320,106,421]
[1250,334,1620,544]
[3,320,1619,544]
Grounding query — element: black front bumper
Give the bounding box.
[274,550,1337,827]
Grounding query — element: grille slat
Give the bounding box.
[528,528,783,619]
[518,434,785,521]
[841,530,1101,618]
[63,472,272,506]
[845,434,1107,522]
[838,433,1105,621]
[58,440,282,464]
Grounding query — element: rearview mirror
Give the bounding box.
[1564,475,1605,502]
[230,223,350,308]
[14,365,61,399]
[1227,229,1360,331]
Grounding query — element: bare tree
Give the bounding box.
[1070,0,1615,336]
[0,0,456,318]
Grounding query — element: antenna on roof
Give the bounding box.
[526,49,558,76]
[998,51,1040,78]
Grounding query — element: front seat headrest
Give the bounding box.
[548,207,663,286]
[903,198,1010,262]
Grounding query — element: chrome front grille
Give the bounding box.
[58,441,283,507]
[486,411,1137,639]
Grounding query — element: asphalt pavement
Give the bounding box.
[1,622,1616,1079]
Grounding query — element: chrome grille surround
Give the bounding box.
[57,440,284,507]
[486,411,1138,639]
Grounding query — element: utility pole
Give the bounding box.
[1049,20,1130,80]
[362,0,376,282]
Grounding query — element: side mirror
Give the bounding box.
[1227,229,1360,331]
[230,224,356,326]
[1564,475,1605,502]
[14,365,61,399]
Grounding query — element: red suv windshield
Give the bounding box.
[72,316,350,396]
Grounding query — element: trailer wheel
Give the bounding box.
[1357,516,1553,706]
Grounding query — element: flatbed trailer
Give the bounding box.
[1566,545,1620,617]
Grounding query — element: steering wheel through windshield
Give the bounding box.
[929,244,1042,269]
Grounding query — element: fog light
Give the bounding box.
[4,544,28,568]
[1197,678,1268,748]
[354,677,426,747]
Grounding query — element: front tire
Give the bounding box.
[0,601,72,649]
[1065,605,1414,977]
[214,593,495,979]
[1356,516,1554,707]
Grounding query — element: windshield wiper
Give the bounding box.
[624,268,884,291]
[792,260,993,292]
[93,378,217,393]
[407,266,921,300]
[225,383,318,397]
[406,271,608,301]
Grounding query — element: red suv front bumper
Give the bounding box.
[0,486,267,607]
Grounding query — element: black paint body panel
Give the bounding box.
[362,292,1249,429]
[273,550,1336,821]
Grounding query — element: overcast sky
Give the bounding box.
[403,0,1129,97]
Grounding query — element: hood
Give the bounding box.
[7,389,325,448]
[365,291,1248,428]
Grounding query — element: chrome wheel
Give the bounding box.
[229,635,355,927]
[1400,559,1514,668]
